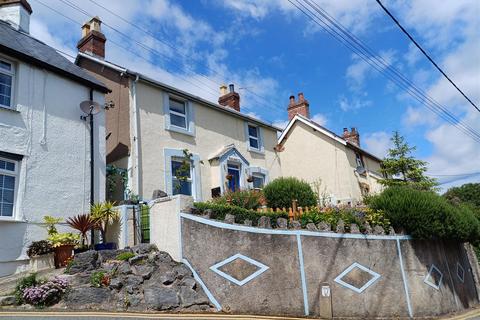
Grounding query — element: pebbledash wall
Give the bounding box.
[150,196,480,319]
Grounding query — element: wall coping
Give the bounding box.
[180,212,412,241]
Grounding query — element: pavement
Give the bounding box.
[0,309,479,320]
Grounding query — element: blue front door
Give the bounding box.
[227,164,240,192]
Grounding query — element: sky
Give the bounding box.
[27,0,480,191]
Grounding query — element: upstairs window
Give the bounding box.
[171,157,192,196]
[169,97,187,129]
[0,158,17,217]
[248,125,259,150]
[0,59,14,109]
[355,152,364,168]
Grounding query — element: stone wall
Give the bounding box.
[176,213,479,318]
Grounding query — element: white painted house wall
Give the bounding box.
[0,54,106,277]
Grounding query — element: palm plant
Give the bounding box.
[91,201,119,244]
[66,214,96,247]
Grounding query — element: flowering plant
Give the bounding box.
[22,277,69,307]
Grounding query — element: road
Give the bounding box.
[0,310,479,320]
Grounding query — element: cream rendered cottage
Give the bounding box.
[75,17,282,202]
[277,94,384,204]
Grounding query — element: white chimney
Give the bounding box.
[0,0,32,33]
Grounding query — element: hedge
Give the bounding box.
[193,202,288,227]
[263,177,317,209]
[366,186,480,242]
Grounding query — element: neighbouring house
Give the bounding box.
[277,93,384,205]
[75,17,282,202]
[0,1,109,277]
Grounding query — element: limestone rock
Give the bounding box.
[129,254,149,265]
[389,227,396,236]
[152,189,168,199]
[363,223,373,234]
[373,225,385,235]
[64,287,113,307]
[224,214,235,224]
[258,216,271,229]
[173,264,192,280]
[290,220,302,229]
[69,250,99,274]
[133,264,155,280]
[306,223,318,231]
[144,287,180,310]
[276,218,288,229]
[98,249,130,263]
[244,219,252,226]
[152,251,174,264]
[158,271,176,285]
[109,278,123,290]
[203,209,213,219]
[0,295,15,306]
[131,244,158,255]
[350,223,361,234]
[117,262,132,275]
[336,219,345,233]
[179,286,209,308]
[317,221,331,232]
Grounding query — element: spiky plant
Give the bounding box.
[66,214,96,247]
[91,201,119,244]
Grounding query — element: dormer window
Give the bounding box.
[0,58,14,109]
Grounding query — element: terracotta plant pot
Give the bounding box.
[226,174,233,181]
[54,245,74,268]
[247,176,254,183]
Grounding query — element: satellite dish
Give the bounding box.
[356,166,366,175]
[80,100,101,115]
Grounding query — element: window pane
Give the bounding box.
[0,73,12,86]
[169,98,186,114]
[249,137,259,149]
[2,189,13,203]
[0,61,11,72]
[171,159,191,178]
[172,179,192,196]
[253,175,264,189]
[3,175,14,189]
[0,160,4,170]
[5,161,14,171]
[170,113,187,128]
[1,203,13,217]
[0,82,11,95]
[248,125,258,138]
[0,95,10,107]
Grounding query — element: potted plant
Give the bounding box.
[247,175,254,183]
[27,240,55,272]
[91,201,119,250]
[66,213,96,254]
[226,173,233,181]
[48,232,79,268]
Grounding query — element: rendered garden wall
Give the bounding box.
[150,195,480,318]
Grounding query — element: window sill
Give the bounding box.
[0,217,26,223]
[248,147,265,155]
[166,125,195,137]
[0,105,19,113]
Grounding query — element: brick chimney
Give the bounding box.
[218,84,240,112]
[0,0,32,33]
[343,127,360,147]
[77,16,106,59]
[288,92,310,120]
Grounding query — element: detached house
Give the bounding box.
[0,1,109,276]
[277,94,384,204]
[75,17,282,202]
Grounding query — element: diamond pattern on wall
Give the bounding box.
[334,262,381,293]
[457,262,465,283]
[210,253,269,286]
[424,264,443,290]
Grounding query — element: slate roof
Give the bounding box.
[0,21,109,93]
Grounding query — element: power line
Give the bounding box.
[287,0,480,143]
[375,0,480,113]
[429,172,480,177]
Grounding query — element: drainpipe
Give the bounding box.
[131,75,141,198]
[89,88,95,247]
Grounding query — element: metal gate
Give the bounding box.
[134,204,150,243]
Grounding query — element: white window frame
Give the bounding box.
[245,122,264,154]
[248,124,260,150]
[251,172,265,190]
[0,57,15,110]
[169,97,188,130]
[355,152,364,168]
[0,156,19,220]
[171,157,194,197]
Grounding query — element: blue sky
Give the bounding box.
[28,0,480,190]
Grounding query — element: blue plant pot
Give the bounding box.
[94,242,117,251]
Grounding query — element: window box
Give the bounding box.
[29,253,55,272]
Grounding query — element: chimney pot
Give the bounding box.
[220,84,227,96]
[219,83,240,112]
[289,95,295,105]
[229,83,234,93]
[298,92,304,101]
[77,16,106,58]
[287,92,310,120]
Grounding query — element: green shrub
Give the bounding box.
[263,177,317,209]
[193,202,288,227]
[14,273,39,305]
[211,190,264,210]
[116,252,135,261]
[90,271,110,288]
[27,240,53,257]
[366,186,480,241]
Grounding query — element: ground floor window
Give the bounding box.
[252,173,265,189]
[0,158,17,217]
[171,157,193,196]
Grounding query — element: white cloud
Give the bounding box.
[402,106,437,128]
[272,119,289,130]
[338,95,371,112]
[363,131,392,158]
[311,113,328,126]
